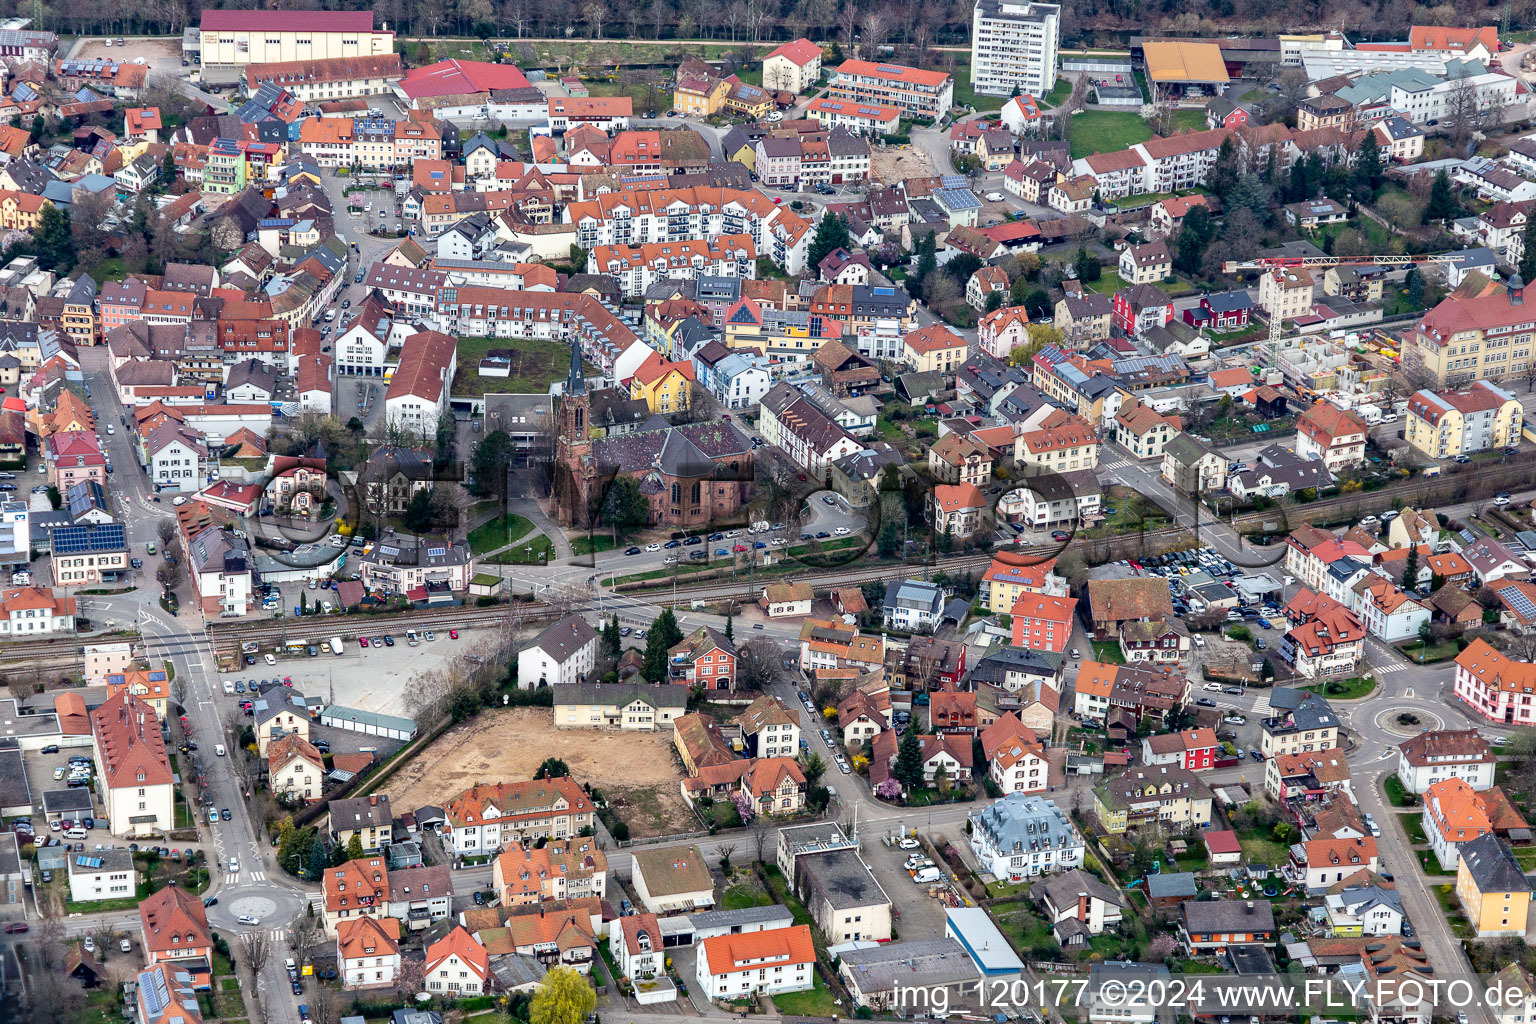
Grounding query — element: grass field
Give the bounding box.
[1040,78,1072,109]
[1090,640,1124,664]
[451,337,595,398]
[1170,109,1207,133]
[773,976,842,1017]
[1084,268,1131,295]
[467,514,535,555]
[570,534,619,555]
[1301,676,1377,700]
[1069,109,1152,160]
[490,534,554,563]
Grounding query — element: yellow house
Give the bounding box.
[0,189,48,232]
[723,134,757,171]
[628,351,696,414]
[1454,832,1532,938]
[722,82,775,119]
[903,323,969,374]
[673,74,731,116]
[1403,381,1523,459]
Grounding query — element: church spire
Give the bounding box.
[568,340,586,396]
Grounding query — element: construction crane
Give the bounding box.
[1222,253,1465,345]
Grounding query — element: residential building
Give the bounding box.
[970,0,1060,97]
[805,97,900,136]
[1397,730,1497,794]
[1119,241,1172,285]
[1278,590,1365,680]
[442,777,595,855]
[1009,591,1077,654]
[1113,400,1178,460]
[1325,885,1405,937]
[631,845,716,914]
[492,838,608,906]
[1093,765,1214,834]
[91,691,174,837]
[1258,267,1315,326]
[882,580,947,633]
[826,60,955,122]
[696,925,815,1001]
[140,885,213,989]
[268,735,326,804]
[328,795,393,854]
[383,329,456,437]
[932,482,989,540]
[1404,381,1522,458]
[979,713,1049,794]
[1180,901,1276,951]
[1424,776,1494,869]
[1033,868,1123,940]
[424,927,490,996]
[1161,433,1229,494]
[0,587,77,636]
[322,857,390,935]
[1265,748,1352,802]
[1454,833,1532,938]
[608,913,669,995]
[1141,728,1219,771]
[517,614,598,689]
[968,793,1084,880]
[135,964,204,1024]
[1405,278,1536,387]
[763,39,824,95]
[552,682,688,731]
[1296,402,1369,472]
[337,916,401,990]
[67,848,137,903]
[1260,690,1341,758]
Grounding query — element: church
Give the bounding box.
[553,342,757,528]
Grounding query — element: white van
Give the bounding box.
[63,827,88,840]
[215,744,227,757]
[912,867,942,884]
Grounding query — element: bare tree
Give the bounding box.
[289,915,322,959]
[749,818,774,864]
[836,0,858,50]
[859,10,888,56]
[157,518,177,546]
[32,914,66,972]
[735,639,783,692]
[716,842,738,870]
[308,981,343,1024]
[91,922,117,961]
[238,931,272,977]
[1445,70,1477,151]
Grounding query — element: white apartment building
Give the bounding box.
[971,0,1061,98]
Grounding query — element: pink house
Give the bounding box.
[45,429,107,490]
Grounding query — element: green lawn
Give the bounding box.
[490,534,554,564]
[467,514,535,555]
[721,880,775,911]
[1398,812,1428,844]
[1515,847,1536,871]
[1069,110,1152,160]
[1084,268,1131,295]
[945,53,1005,112]
[1237,837,1288,865]
[1110,191,1177,210]
[1394,639,1461,664]
[1301,676,1377,700]
[1089,640,1124,664]
[1384,774,1416,807]
[570,534,619,555]
[450,337,595,398]
[1040,78,1073,109]
[773,976,842,1017]
[1170,109,1207,133]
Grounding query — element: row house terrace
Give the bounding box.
[429,288,639,377]
[564,186,783,253]
[591,236,757,298]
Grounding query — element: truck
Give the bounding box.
[328,636,343,656]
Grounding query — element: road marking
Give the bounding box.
[1405,687,1414,698]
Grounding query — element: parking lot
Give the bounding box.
[222,626,497,719]
[22,746,104,827]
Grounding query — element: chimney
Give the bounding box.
[1512,274,1525,305]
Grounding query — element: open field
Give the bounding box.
[1069,110,1153,160]
[387,707,694,838]
[873,145,937,181]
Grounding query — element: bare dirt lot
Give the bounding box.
[387,708,694,839]
[71,37,180,64]
[872,145,936,183]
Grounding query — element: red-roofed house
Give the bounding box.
[932,482,988,539]
[139,886,213,989]
[424,925,490,996]
[91,691,174,836]
[1296,403,1369,471]
[696,925,815,1000]
[1141,728,1219,771]
[1454,638,1536,726]
[1010,592,1077,653]
[384,330,455,434]
[337,916,401,990]
[1204,829,1242,865]
[763,39,823,94]
[980,713,1049,794]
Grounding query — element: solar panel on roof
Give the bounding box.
[1502,585,1536,622]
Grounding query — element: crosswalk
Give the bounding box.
[1248,691,1274,717]
[1100,455,1133,470]
[224,869,267,885]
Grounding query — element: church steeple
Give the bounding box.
[568,340,586,396]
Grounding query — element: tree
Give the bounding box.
[344,834,366,861]
[599,475,649,536]
[910,231,937,296]
[985,290,1003,312]
[1023,287,1051,319]
[735,638,782,691]
[289,915,322,959]
[530,965,597,1024]
[237,931,272,977]
[893,728,925,791]
[601,617,621,661]
[401,485,450,533]
[807,211,850,270]
[641,608,684,682]
[924,272,960,315]
[1073,246,1101,283]
[877,518,901,557]
[1401,545,1420,592]
[1406,267,1426,308]
[723,610,734,642]
[34,204,76,272]
[1174,205,1214,275]
[1424,170,1461,224]
[1519,221,1536,287]
[469,429,516,497]
[800,750,827,787]
[1206,136,1240,202]
[534,757,571,779]
[1352,129,1384,202]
